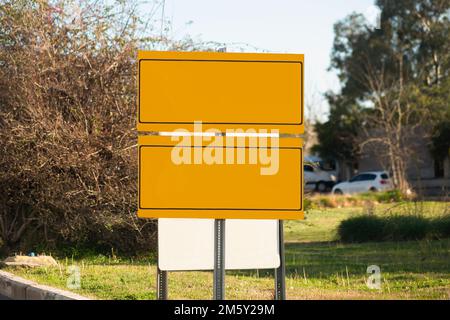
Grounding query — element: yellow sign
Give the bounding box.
[137,51,304,134]
[138,135,304,220]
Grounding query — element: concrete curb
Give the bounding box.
[0,270,91,300]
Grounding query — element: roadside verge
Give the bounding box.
[0,270,91,300]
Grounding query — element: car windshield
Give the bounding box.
[380,173,389,179]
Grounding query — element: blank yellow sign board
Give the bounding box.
[137,51,304,134]
[138,135,303,219]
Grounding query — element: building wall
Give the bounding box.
[357,127,442,179]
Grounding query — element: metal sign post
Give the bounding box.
[157,219,168,300]
[275,220,286,300]
[213,219,226,300]
[157,268,168,300]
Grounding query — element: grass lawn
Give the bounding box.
[3,201,450,300]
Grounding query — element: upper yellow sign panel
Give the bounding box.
[137,51,304,134]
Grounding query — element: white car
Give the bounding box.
[304,163,337,192]
[332,171,393,195]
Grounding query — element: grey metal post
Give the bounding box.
[213,45,226,300]
[157,268,168,300]
[275,220,286,300]
[156,219,168,300]
[213,219,226,300]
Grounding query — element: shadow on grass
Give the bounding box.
[228,239,450,280]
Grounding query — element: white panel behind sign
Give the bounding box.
[158,219,280,271]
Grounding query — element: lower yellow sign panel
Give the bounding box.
[138,136,303,219]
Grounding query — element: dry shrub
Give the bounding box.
[0,0,208,254]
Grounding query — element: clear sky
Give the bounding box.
[147,0,376,120]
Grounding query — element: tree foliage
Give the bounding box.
[314,0,450,190]
[312,93,361,163]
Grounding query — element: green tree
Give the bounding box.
[314,0,450,193]
[312,93,361,175]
